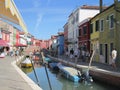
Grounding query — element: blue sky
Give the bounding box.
[14,0,114,40]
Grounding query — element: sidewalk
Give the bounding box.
[0,56,42,90]
[58,55,120,72]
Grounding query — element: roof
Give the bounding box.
[90,4,114,21]
[80,5,107,10]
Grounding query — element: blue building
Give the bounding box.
[57,32,64,55]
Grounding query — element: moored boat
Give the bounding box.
[58,65,81,82]
[45,57,51,62]
[21,56,32,68]
[49,62,59,71]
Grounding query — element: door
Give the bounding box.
[105,44,108,63]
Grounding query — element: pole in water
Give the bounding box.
[44,63,52,90]
[30,59,40,86]
[41,52,52,90]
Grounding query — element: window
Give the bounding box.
[83,26,87,35]
[109,14,114,29]
[100,19,104,32]
[90,24,93,33]
[95,20,99,31]
[76,13,78,22]
[100,44,103,55]
[72,17,75,24]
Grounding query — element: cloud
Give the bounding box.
[34,14,43,31]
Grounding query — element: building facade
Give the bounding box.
[90,1,120,65]
[57,32,64,55]
[78,18,91,51]
[67,5,99,51]
[63,22,68,51]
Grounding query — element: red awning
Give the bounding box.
[0,39,9,46]
[14,44,27,47]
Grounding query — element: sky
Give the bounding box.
[14,0,114,40]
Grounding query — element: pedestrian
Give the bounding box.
[65,48,69,58]
[81,50,85,62]
[74,48,79,67]
[85,50,90,63]
[111,48,117,69]
[69,48,74,61]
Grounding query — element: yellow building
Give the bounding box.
[90,14,100,62]
[90,1,120,66]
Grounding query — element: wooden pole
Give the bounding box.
[30,59,40,86]
[88,50,95,71]
[41,52,52,90]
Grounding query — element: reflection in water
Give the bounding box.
[21,61,42,74]
[22,65,120,90]
[21,67,33,74]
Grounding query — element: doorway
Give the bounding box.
[105,44,108,63]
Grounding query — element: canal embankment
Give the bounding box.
[0,56,42,90]
[47,55,120,88]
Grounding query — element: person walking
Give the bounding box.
[81,49,85,62]
[74,48,79,68]
[111,48,117,69]
[69,48,74,61]
[85,50,90,63]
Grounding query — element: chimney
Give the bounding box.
[100,0,103,12]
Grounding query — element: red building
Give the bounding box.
[35,39,40,46]
[78,18,91,51]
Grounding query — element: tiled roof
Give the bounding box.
[81,5,107,10]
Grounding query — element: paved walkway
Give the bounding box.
[0,56,42,90]
[57,55,120,72]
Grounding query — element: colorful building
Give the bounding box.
[78,18,91,51]
[90,1,120,66]
[67,5,99,51]
[63,22,68,50]
[57,32,64,55]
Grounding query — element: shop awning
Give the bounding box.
[0,39,9,46]
[14,44,27,47]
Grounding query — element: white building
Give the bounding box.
[67,5,100,51]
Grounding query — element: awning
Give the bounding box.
[0,39,9,46]
[14,43,27,47]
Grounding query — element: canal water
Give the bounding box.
[21,65,119,90]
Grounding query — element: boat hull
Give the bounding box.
[49,62,59,71]
[21,63,32,68]
[59,66,80,82]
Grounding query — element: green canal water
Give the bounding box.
[21,66,119,90]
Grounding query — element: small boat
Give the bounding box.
[49,62,59,71]
[21,56,32,68]
[45,57,51,62]
[58,65,81,82]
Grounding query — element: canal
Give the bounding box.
[21,63,119,90]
